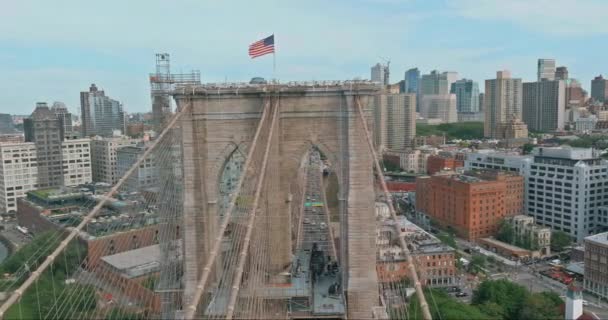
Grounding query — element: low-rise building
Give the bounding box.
[426,153,464,175]
[384,147,438,174]
[414,135,446,147]
[416,170,524,241]
[575,115,598,133]
[376,213,456,287]
[508,215,552,255]
[0,142,38,213]
[495,117,529,140]
[584,232,608,300]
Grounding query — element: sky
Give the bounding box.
[1,0,607,115]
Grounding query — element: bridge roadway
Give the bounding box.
[290,150,344,318]
[212,151,345,318]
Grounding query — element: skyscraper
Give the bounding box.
[24,103,64,188]
[523,80,565,132]
[555,66,569,80]
[537,58,556,81]
[420,70,458,95]
[371,63,389,85]
[565,79,588,108]
[51,101,73,135]
[450,79,480,113]
[374,93,416,151]
[420,94,457,123]
[0,114,15,134]
[591,75,608,103]
[484,70,523,138]
[404,68,420,94]
[80,84,126,137]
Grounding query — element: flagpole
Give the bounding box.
[272,34,276,82]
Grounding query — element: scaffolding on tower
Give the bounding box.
[150,53,201,131]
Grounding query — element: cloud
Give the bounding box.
[450,0,608,36]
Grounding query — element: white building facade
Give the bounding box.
[466,147,608,243]
[0,142,38,213]
[91,136,139,184]
[61,138,92,186]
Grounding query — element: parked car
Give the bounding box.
[455,292,468,297]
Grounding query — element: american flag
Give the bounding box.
[248,35,275,58]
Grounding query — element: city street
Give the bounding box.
[454,236,608,318]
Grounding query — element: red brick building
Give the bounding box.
[416,170,524,241]
[426,154,464,175]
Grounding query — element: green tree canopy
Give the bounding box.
[468,254,486,274]
[416,122,484,140]
[518,292,563,320]
[407,288,491,320]
[472,279,529,320]
[551,231,572,252]
[496,220,515,244]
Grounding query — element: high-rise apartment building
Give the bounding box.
[527,147,608,242]
[404,68,420,94]
[523,80,565,132]
[416,170,524,241]
[0,114,15,134]
[484,70,523,138]
[50,102,73,135]
[23,103,64,188]
[591,75,608,103]
[0,142,37,213]
[80,84,126,137]
[420,70,458,95]
[374,94,416,151]
[450,79,480,113]
[91,135,140,184]
[555,66,569,80]
[371,63,390,86]
[61,137,92,186]
[420,94,457,123]
[537,58,556,81]
[479,93,485,112]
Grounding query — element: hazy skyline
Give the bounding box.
[1,0,607,114]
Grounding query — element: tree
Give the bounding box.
[551,231,572,252]
[519,292,562,320]
[407,288,490,320]
[437,231,458,249]
[382,159,401,172]
[496,220,515,244]
[468,254,486,274]
[478,302,505,320]
[522,143,534,155]
[472,279,529,320]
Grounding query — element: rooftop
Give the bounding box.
[532,146,597,160]
[585,231,608,246]
[23,184,160,238]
